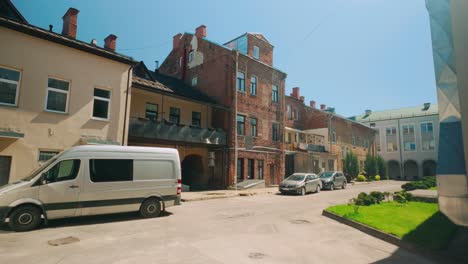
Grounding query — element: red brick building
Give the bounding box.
[284,87,376,176]
[159,26,287,187]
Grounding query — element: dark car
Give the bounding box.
[279,173,322,195]
[319,171,347,190]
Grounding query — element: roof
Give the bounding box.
[132,62,223,107]
[0,10,134,65]
[351,104,439,122]
[61,145,178,158]
[223,32,273,47]
[0,0,27,23]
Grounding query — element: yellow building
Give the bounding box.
[129,62,228,189]
[0,4,134,184]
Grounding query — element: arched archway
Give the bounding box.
[181,155,204,187]
[388,160,400,179]
[404,160,419,180]
[423,160,437,176]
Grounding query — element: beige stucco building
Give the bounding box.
[0,5,134,184]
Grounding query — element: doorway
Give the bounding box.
[0,156,11,186]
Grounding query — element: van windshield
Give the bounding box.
[19,157,58,182]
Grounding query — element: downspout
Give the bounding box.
[233,50,239,191]
[122,65,134,146]
[397,119,404,178]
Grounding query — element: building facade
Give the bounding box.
[285,87,375,178]
[0,3,134,184]
[128,62,228,190]
[159,26,287,186]
[352,104,439,180]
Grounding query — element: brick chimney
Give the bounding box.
[291,87,300,99]
[62,8,79,39]
[104,34,117,51]
[320,104,326,110]
[300,96,305,103]
[195,25,207,38]
[173,33,182,50]
[310,100,316,108]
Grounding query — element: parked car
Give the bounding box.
[279,173,322,195]
[319,171,347,190]
[0,145,182,232]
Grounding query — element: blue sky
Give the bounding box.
[12,0,436,117]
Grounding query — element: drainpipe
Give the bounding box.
[122,65,134,146]
[233,51,239,191]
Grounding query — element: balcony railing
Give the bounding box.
[285,142,328,153]
[129,117,226,145]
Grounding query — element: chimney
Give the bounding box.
[195,25,207,38]
[320,104,326,110]
[173,33,182,50]
[310,100,316,108]
[292,87,300,99]
[365,109,372,116]
[104,34,117,51]
[62,8,79,39]
[299,96,305,103]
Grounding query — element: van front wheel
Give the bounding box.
[8,205,42,232]
[140,198,162,218]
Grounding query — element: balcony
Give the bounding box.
[285,142,328,153]
[129,117,226,146]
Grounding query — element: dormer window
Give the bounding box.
[253,46,259,60]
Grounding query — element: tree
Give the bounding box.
[365,154,378,178]
[376,155,387,179]
[344,152,359,181]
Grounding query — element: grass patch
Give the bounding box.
[429,186,437,190]
[326,202,459,250]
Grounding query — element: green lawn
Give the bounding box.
[429,186,437,190]
[326,202,459,250]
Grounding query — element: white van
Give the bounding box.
[0,145,182,232]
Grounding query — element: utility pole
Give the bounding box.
[233,51,239,191]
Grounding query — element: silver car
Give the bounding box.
[319,171,347,190]
[279,173,322,195]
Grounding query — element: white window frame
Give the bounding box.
[92,87,111,121]
[293,107,299,120]
[385,126,398,152]
[250,75,257,95]
[45,77,70,114]
[188,50,194,63]
[192,77,198,86]
[272,85,279,103]
[0,66,21,107]
[401,123,417,152]
[253,46,260,59]
[237,71,245,92]
[420,121,435,152]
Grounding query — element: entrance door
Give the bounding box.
[0,156,11,186]
[285,154,295,177]
[39,159,81,219]
[247,159,254,179]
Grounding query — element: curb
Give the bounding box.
[181,191,276,202]
[321,210,455,264]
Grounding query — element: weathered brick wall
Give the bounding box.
[247,34,273,66]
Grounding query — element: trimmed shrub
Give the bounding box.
[355,192,376,206]
[356,175,366,182]
[401,176,436,191]
[394,191,413,203]
[344,152,359,181]
[376,155,387,179]
[370,191,385,203]
[364,154,378,178]
[375,175,381,181]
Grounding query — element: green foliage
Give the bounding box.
[344,152,359,179]
[401,176,436,191]
[376,155,387,179]
[364,154,378,177]
[394,191,413,204]
[356,174,366,182]
[375,175,381,181]
[370,191,385,203]
[353,191,386,206]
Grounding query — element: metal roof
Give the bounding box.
[351,104,439,122]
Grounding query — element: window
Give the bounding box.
[332,130,337,143]
[287,105,292,120]
[90,159,133,182]
[272,85,278,102]
[272,123,279,141]
[386,127,398,152]
[93,88,111,120]
[134,160,175,180]
[258,160,264,179]
[328,159,335,171]
[287,133,292,143]
[169,107,180,124]
[145,103,158,121]
[250,76,257,95]
[0,66,20,106]
[248,159,254,179]
[402,124,416,151]
[253,46,260,59]
[188,50,194,62]
[293,108,299,120]
[421,122,435,151]
[191,77,198,86]
[237,72,245,92]
[192,111,201,127]
[46,78,70,113]
[237,114,245,135]
[250,117,257,136]
[38,151,59,162]
[352,136,356,146]
[45,159,80,183]
[237,158,244,180]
